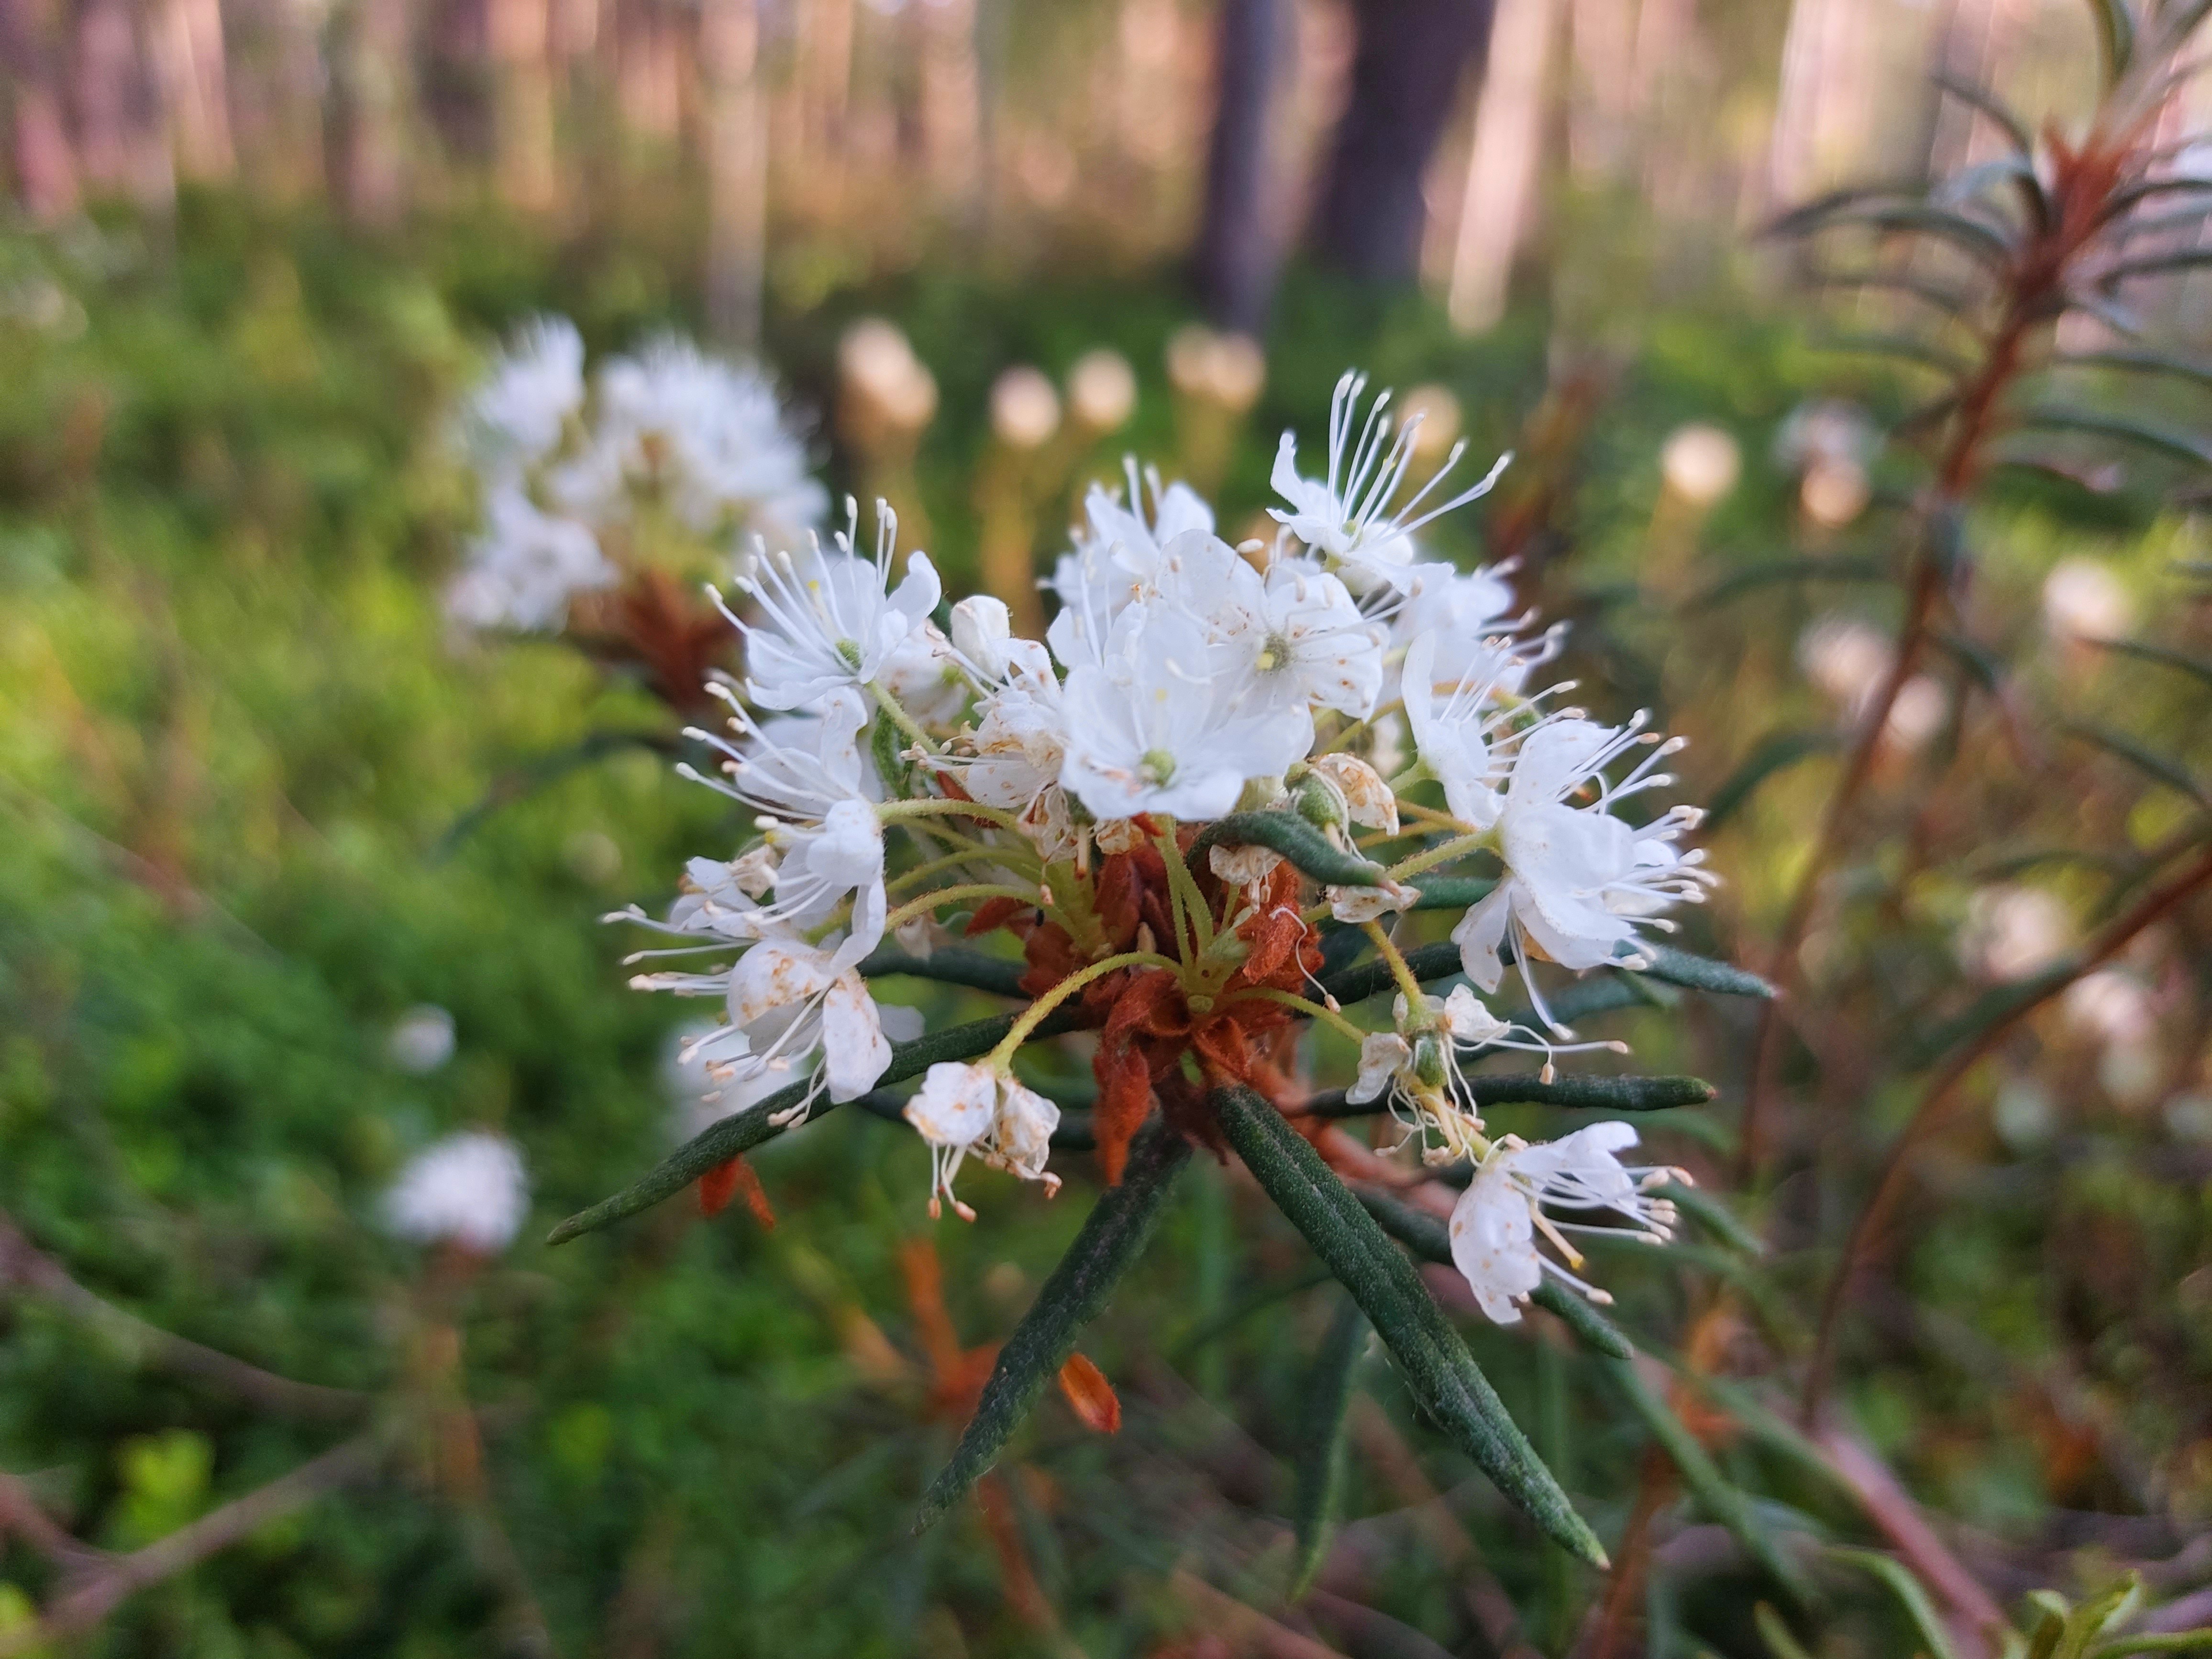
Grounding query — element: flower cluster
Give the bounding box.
[616,370,1718,1325]
[446,317,826,633]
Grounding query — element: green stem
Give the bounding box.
[881,883,1040,938]
[1361,921,1430,1009]
[1229,987,1371,1044]
[870,682,939,753]
[1388,829,1495,883]
[987,949,1182,1064]
[876,797,1026,832]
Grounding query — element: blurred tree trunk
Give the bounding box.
[1307,0,1494,285]
[70,0,175,211]
[330,0,412,226]
[153,0,231,179]
[702,0,763,348]
[0,0,81,217]
[1193,0,1284,334]
[224,0,324,201]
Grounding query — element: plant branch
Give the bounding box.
[1801,841,2212,1421]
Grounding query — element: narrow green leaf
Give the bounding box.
[1624,943,1778,999]
[1930,72,2034,155]
[2066,721,2208,804]
[1705,731,1842,831]
[1828,1546,1964,1659]
[915,1120,1192,1530]
[2101,176,2212,222]
[2017,407,2212,469]
[1651,1183,1765,1256]
[1610,1357,1809,1605]
[2085,0,2136,84]
[1314,940,1463,1008]
[1820,202,2018,264]
[1290,1294,1370,1597]
[1814,330,1970,376]
[1185,810,1387,889]
[1528,1283,1636,1360]
[1303,1072,1715,1118]
[436,729,674,857]
[1353,1185,1636,1358]
[2095,636,2212,691]
[2053,1576,2143,1659]
[1684,555,1888,611]
[547,1005,1081,1244]
[2056,347,2212,392]
[1757,1602,1820,1659]
[1932,629,2009,693]
[1766,183,1922,238]
[1213,1086,1607,1567]
[1807,265,1979,316]
[2099,248,2212,281]
[2090,1634,2212,1656]
[856,946,1029,997]
[1409,875,1497,911]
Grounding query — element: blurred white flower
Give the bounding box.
[550,335,826,547]
[1659,424,1740,508]
[2042,558,2133,645]
[1066,348,1137,432]
[1775,400,1876,471]
[1797,616,1891,709]
[1958,886,2071,983]
[2063,969,2157,1048]
[387,1005,456,1074]
[458,315,586,480]
[989,365,1061,451]
[445,488,616,633]
[383,1131,529,1255]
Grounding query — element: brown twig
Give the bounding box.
[0,1468,104,1571]
[0,1431,388,1656]
[0,1210,368,1421]
[1802,841,2212,1420]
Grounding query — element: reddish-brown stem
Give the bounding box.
[1800,841,2212,1423]
[0,1433,388,1656]
[0,1210,368,1420]
[1738,136,2132,1183]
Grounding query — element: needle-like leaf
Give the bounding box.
[1214,1086,1607,1566]
[914,1119,1191,1530]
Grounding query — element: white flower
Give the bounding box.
[1449,1122,1681,1324]
[904,1061,1063,1219]
[549,334,825,546]
[934,649,1077,858]
[1452,718,1714,1031]
[1347,986,1619,1161]
[1270,371,1510,596]
[1059,611,1310,822]
[1044,474,1215,673]
[1401,630,1522,830]
[729,504,942,711]
[1389,562,1549,697]
[636,936,918,1116]
[2064,969,2156,1047]
[877,620,973,726]
[1170,540,1385,719]
[675,686,888,965]
[458,316,585,480]
[445,487,616,632]
[383,1131,530,1256]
